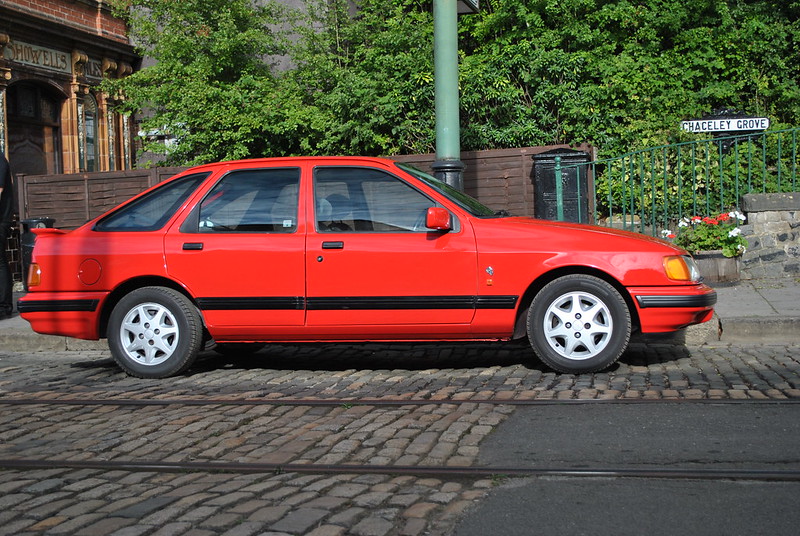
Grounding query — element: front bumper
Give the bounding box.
[630,284,717,333]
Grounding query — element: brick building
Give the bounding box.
[0,0,139,177]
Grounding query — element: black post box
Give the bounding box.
[532,149,591,223]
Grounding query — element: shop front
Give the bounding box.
[0,1,139,175]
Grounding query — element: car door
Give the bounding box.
[306,165,479,332]
[165,166,306,335]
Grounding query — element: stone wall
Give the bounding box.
[740,193,800,280]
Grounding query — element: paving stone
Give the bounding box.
[80,517,137,536]
[149,522,194,536]
[306,525,347,536]
[351,515,395,536]
[247,506,291,523]
[269,508,329,533]
[402,502,439,518]
[218,521,265,536]
[327,507,367,525]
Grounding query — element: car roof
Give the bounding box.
[184,156,399,173]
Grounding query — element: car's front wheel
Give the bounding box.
[527,274,631,373]
[108,287,203,378]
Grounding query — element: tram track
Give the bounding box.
[1,457,799,482]
[0,395,798,407]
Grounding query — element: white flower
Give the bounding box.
[728,228,742,238]
[678,220,689,228]
[730,210,746,222]
[661,229,673,238]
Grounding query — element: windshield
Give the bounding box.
[396,163,505,217]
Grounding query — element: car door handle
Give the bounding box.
[322,241,344,249]
[182,242,204,250]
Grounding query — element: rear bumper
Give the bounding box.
[630,285,717,333]
[17,292,107,340]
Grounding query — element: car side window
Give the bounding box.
[198,168,300,233]
[314,167,435,232]
[94,172,209,232]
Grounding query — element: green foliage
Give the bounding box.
[460,0,800,158]
[285,0,437,155]
[104,0,302,165]
[107,0,800,165]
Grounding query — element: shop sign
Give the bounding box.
[681,117,770,134]
[85,58,104,81]
[3,40,70,74]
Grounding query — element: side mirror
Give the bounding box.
[426,207,452,231]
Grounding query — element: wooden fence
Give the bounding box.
[16,167,186,230]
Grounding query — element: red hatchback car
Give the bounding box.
[19,157,716,378]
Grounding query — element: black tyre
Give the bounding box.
[108,286,203,378]
[527,275,631,373]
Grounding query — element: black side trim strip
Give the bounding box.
[307,295,519,311]
[476,296,519,309]
[636,292,718,309]
[17,299,99,313]
[195,295,520,312]
[197,297,305,311]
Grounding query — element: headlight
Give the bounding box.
[663,255,701,282]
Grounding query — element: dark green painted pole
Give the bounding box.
[554,156,565,221]
[432,0,464,191]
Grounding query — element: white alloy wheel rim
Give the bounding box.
[119,302,180,366]
[542,291,613,361]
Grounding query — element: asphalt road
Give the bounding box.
[477,403,800,471]
[454,403,800,535]
[454,477,800,536]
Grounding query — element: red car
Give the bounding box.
[18,157,716,378]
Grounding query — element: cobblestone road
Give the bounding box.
[1,341,799,535]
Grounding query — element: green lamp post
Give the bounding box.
[432,0,478,191]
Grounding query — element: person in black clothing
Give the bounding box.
[0,152,14,318]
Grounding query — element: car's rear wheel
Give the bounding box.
[108,287,202,378]
[527,274,631,373]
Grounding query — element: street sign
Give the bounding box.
[681,117,770,134]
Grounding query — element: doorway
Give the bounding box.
[6,82,63,176]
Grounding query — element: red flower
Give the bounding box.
[717,212,731,222]
[702,217,719,225]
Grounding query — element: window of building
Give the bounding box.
[84,94,99,172]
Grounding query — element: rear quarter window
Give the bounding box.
[94,172,209,232]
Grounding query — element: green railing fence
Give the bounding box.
[555,127,800,236]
